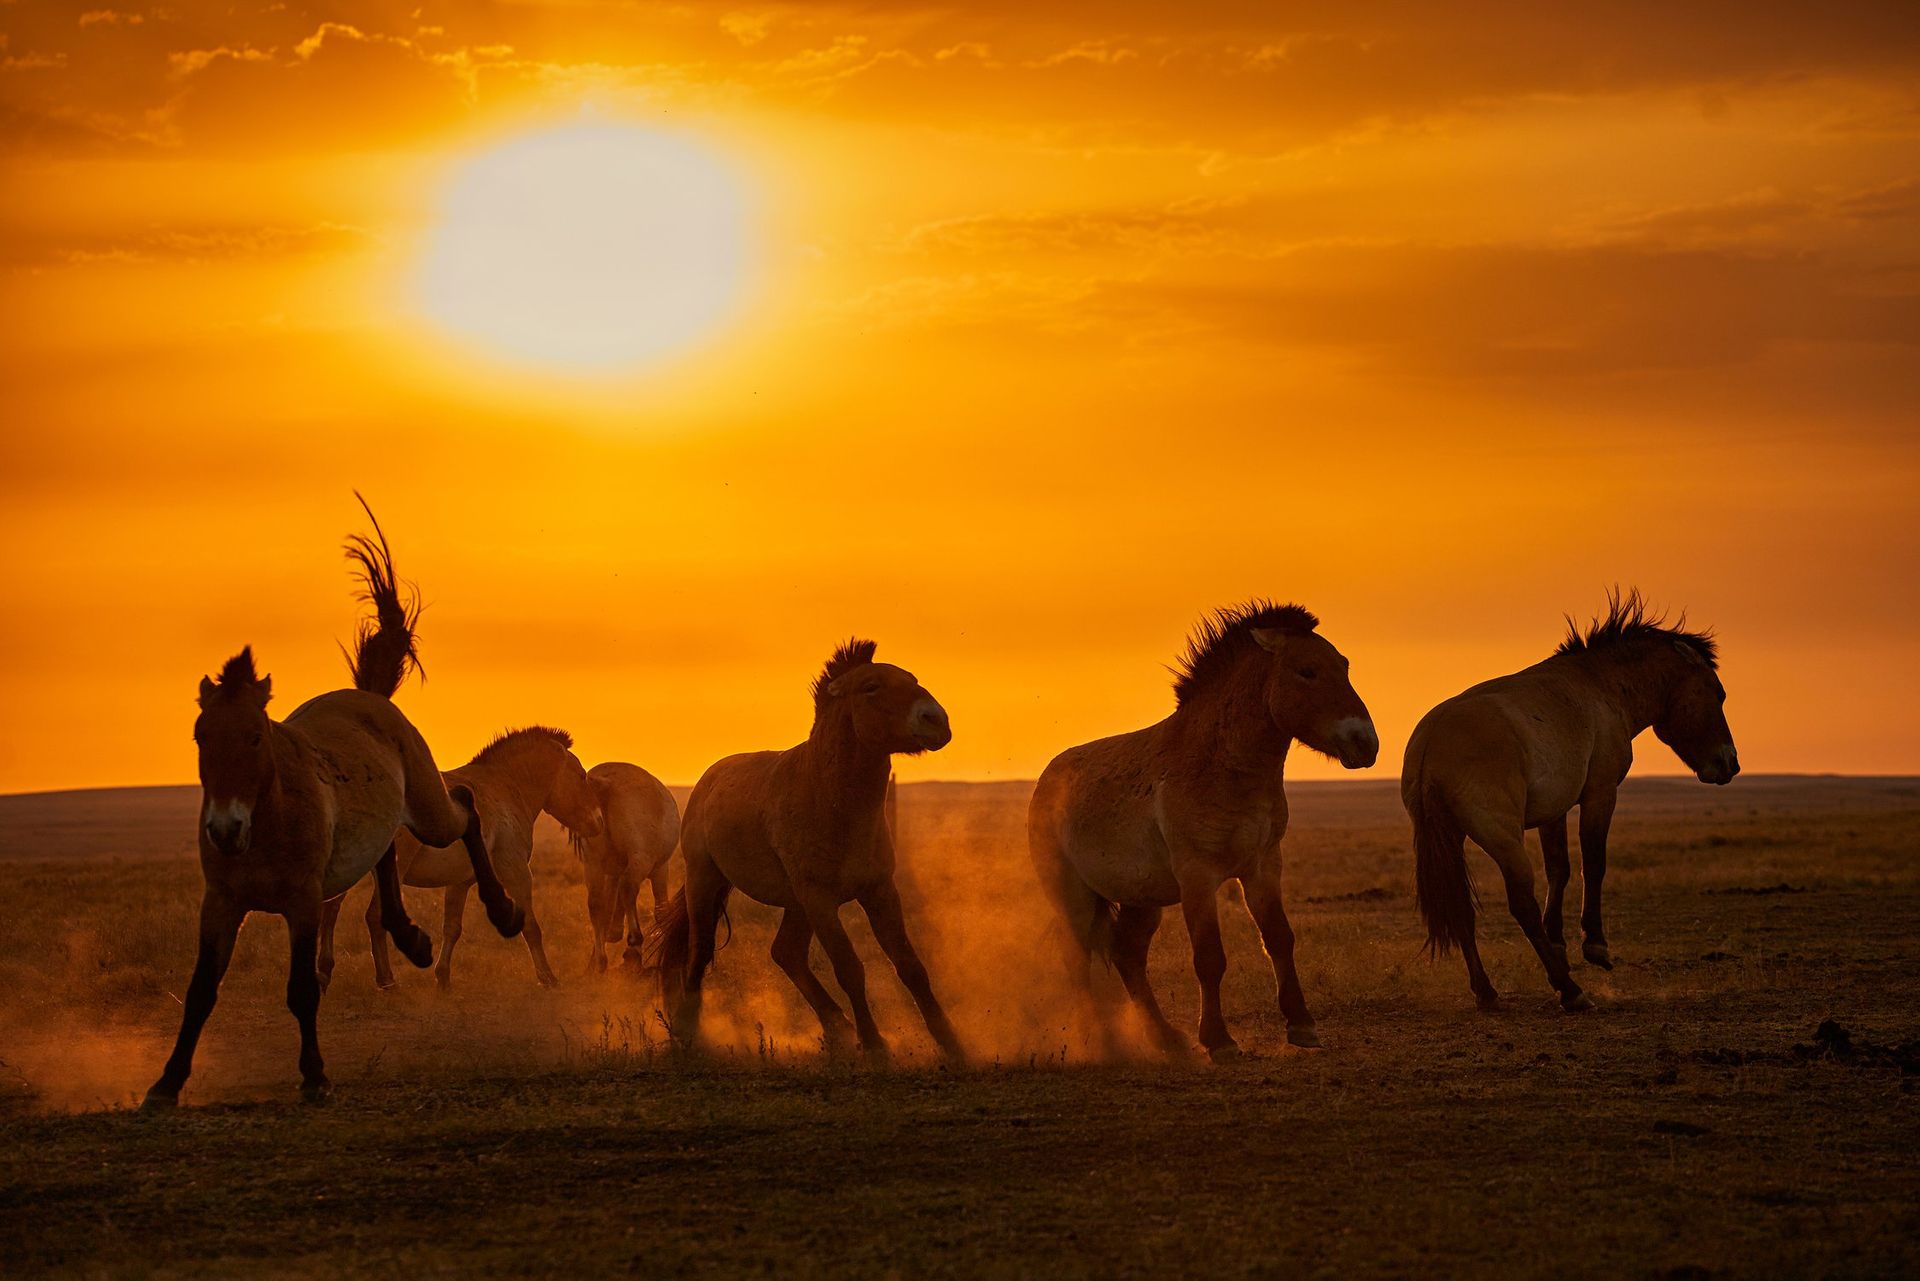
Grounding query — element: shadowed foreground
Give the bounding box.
[0,777,1915,1276]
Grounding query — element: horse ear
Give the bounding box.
[254,674,273,707]
[1672,639,1707,667]
[198,676,217,706]
[1251,627,1290,653]
[825,670,864,698]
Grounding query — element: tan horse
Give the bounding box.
[319,727,604,990]
[651,639,965,1064]
[574,761,681,973]
[1404,590,1739,1013]
[145,501,522,1108]
[1029,601,1378,1059]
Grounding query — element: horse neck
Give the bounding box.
[1165,650,1290,778]
[801,708,893,811]
[467,739,555,830]
[1564,642,1680,734]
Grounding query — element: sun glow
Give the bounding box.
[415,123,749,372]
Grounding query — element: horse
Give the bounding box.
[1403,589,1739,1014]
[573,761,681,973]
[318,726,605,991]
[651,639,965,1065]
[145,499,523,1108]
[1028,601,1379,1060]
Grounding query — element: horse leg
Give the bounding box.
[1027,820,1109,1048]
[144,891,244,1108]
[285,894,331,1102]
[859,880,966,1065]
[769,909,858,1056]
[800,891,888,1065]
[1242,868,1320,1049]
[374,842,432,973]
[318,894,342,994]
[1540,816,1572,950]
[1112,904,1189,1056]
[1178,879,1237,1059]
[672,858,731,1049]
[1578,791,1618,970]
[410,782,523,939]
[1476,830,1589,1012]
[435,881,471,990]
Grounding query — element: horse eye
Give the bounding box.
[250,733,264,748]
[1298,668,1318,682]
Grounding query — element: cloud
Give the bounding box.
[0,221,374,270]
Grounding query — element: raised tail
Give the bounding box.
[342,491,421,699]
[1412,782,1477,955]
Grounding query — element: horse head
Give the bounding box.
[193,647,275,855]
[1252,625,1378,770]
[819,640,952,755]
[1655,639,1739,785]
[546,747,606,839]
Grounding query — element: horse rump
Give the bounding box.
[1412,783,1477,955]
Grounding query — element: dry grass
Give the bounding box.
[0,776,1915,1276]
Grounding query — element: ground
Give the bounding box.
[0,776,1915,1276]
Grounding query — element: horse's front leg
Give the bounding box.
[799,888,888,1065]
[859,879,966,1065]
[1242,859,1318,1049]
[284,892,332,1102]
[1539,816,1573,951]
[1178,873,1236,1060]
[144,890,245,1109]
[1578,792,1618,970]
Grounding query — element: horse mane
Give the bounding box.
[1172,599,1320,706]
[342,491,422,698]
[811,637,878,706]
[468,725,574,766]
[1556,587,1718,669]
[205,647,264,699]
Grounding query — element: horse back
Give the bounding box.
[284,689,441,897]
[1406,664,1613,822]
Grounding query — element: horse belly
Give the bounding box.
[1069,818,1178,906]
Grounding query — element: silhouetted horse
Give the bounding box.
[574,761,680,973]
[145,500,522,1107]
[652,640,965,1064]
[1029,601,1379,1059]
[1404,589,1739,1013]
[319,726,604,990]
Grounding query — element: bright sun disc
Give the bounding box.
[416,123,748,372]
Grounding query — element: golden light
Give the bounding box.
[415,122,749,372]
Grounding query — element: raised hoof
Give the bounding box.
[1206,1042,1242,1064]
[1286,1024,1323,1050]
[301,1078,334,1105]
[487,901,526,940]
[140,1085,180,1111]
[1583,942,1615,970]
[1475,991,1502,1012]
[1562,990,1596,1013]
[395,928,434,970]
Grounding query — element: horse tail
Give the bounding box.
[342,491,421,699]
[1412,782,1477,955]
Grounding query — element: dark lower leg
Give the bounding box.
[1502,871,1587,1009]
[1112,905,1185,1052]
[286,915,329,1100]
[807,900,886,1061]
[435,882,470,989]
[448,786,522,937]
[145,897,242,1106]
[374,845,431,970]
[1460,932,1499,1009]
[1540,819,1571,948]
[861,884,964,1063]
[1243,878,1317,1045]
[1180,889,1235,1055]
[770,910,856,1051]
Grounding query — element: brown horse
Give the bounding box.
[574,761,681,973]
[1404,590,1739,1013]
[1029,601,1378,1059]
[145,501,523,1108]
[651,639,965,1064]
[319,726,604,990]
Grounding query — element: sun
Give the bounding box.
[415,122,749,372]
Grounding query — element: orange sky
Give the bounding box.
[2,1,1916,794]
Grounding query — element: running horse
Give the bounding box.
[574,761,681,973]
[1029,601,1379,1059]
[144,499,523,1107]
[1403,589,1739,1014]
[319,726,604,990]
[651,639,965,1064]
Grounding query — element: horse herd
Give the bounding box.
[144,500,1740,1107]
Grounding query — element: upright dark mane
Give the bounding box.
[469,725,574,766]
[342,491,422,698]
[812,637,878,706]
[205,647,266,701]
[1172,600,1319,706]
[1556,587,1718,669]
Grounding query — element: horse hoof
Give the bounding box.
[1286,1024,1323,1050]
[140,1086,179,1111]
[1475,992,1502,1012]
[1583,942,1614,971]
[1206,1043,1242,1064]
[489,902,526,939]
[1563,991,1596,1013]
[301,1079,334,1105]
[537,974,560,989]
[862,1040,894,1069]
[399,930,434,969]
[375,978,398,992]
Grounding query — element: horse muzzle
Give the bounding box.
[909,700,953,752]
[1329,717,1380,770]
[203,803,252,855]
[1697,745,1741,786]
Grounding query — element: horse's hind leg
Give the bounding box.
[769,909,858,1056]
[318,894,342,994]
[1540,816,1572,951]
[144,890,244,1108]
[435,882,471,990]
[1469,824,1589,1013]
[373,844,432,976]
[673,855,732,1049]
[501,856,558,988]
[408,782,522,939]
[1027,817,1109,1045]
[1112,905,1189,1056]
[361,882,396,989]
[285,893,331,1102]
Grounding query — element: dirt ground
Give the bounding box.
[1,775,1915,1277]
